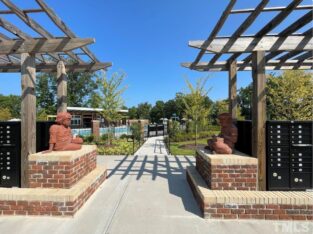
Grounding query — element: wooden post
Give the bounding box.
[252,50,267,191]
[228,59,237,119]
[21,53,36,188]
[57,61,67,113]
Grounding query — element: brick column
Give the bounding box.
[92,120,100,140]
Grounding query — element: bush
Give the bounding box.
[130,123,141,142]
[100,134,109,141]
[120,134,129,139]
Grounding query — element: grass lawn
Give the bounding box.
[168,138,208,156]
[96,139,142,155]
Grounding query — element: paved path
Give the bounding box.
[135,136,168,155]
[0,138,312,234]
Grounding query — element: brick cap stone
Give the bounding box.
[29,145,97,162]
[187,166,313,205]
[197,148,257,165]
[0,165,106,202]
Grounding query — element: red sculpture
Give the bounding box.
[45,112,83,152]
[207,113,238,154]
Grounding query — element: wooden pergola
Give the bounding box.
[0,0,112,187]
[181,0,313,191]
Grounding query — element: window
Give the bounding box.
[71,115,81,126]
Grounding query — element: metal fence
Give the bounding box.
[71,125,131,137]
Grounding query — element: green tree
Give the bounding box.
[88,92,102,108]
[0,94,21,118]
[209,99,229,124]
[183,77,211,146]
[150,100,165,123]
[238,84,252,120]
[128,106,138,119]
[137,102,151,119]
[0,107,12,120]
[36,73,56,115]
[267,70,313,120]
[67,71,98,107]
[98,71,127,144]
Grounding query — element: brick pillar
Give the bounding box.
[92,120,100,140]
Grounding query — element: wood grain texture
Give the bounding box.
[252,51,266,191]
[21,53,36,188]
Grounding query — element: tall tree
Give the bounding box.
[183,77,211,145]
[128,106,138,119]
[36,73,56,115]
[238,84,252,120]
[150,100,165,123]
[137,102,151,119]
[98,71,127,144]
[67,71,98,107]
[267,70,313,120]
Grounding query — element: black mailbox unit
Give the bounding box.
[267,121,313,191]
[0,121,55,188]
[0,122,21,188]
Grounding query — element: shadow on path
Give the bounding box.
[106,154,201,217]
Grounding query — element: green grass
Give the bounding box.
[168,138,208,156]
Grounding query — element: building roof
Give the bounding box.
[67,107,129,113]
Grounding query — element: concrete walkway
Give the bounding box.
[0,138,312,234]
[135,136,168,155]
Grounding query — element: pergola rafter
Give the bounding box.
[0,0,112,72]
[181,0,313,191]
[0,0,112,188]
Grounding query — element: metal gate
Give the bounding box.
[147,124,165,137]
[267,121,313,191]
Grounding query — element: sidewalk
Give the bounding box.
[0,144,311,233]
[135,136,168,155]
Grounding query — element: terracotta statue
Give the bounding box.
[45,112,83,152]
[207,113,238,154]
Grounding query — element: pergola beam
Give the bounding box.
[0,9,44,14]
[181,59,313,71]
[191,0,236,67]
[240,0,303,65]
[0,62,112,73]
[264,10,312,61]
[207,0,269,66]
[230,4,312,14]
[189,35,312,53]
[0,38,95,54]
[1,0,83,63]
[36,0,99,63]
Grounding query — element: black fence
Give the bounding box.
[0,121,54,188]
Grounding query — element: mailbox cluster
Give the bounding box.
[0,122,21,187]
[267,121,313,191]
[0,121,55,188]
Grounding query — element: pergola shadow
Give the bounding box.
[107,155,202,217]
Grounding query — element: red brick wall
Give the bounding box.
[0,169,106,216]
[187,171,313,220]
[28,150,97,188]
[204,204,313,220]
[196,152,257,190]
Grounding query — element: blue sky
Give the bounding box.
[0,0,311,107]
